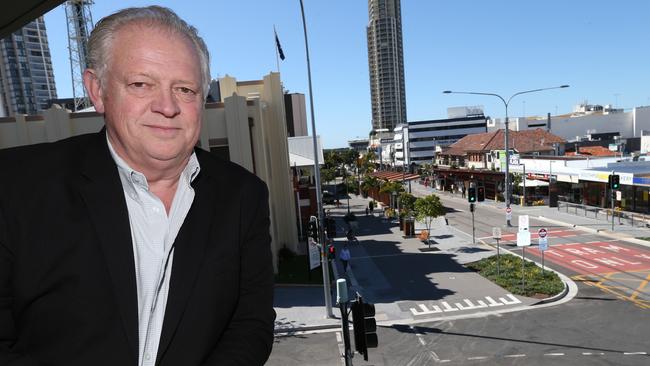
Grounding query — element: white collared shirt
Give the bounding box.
[107,136,200,365]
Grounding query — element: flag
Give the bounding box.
[275,30,285,60]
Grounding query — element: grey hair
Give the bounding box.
[87,6,211,95]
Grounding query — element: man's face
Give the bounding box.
[89,24,204,170]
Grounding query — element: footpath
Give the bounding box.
[274,185,579,334]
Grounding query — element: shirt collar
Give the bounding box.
[106,133,201,197]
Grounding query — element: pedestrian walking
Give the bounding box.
[340,243,351,272]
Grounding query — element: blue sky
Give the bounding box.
[43,0,650,148]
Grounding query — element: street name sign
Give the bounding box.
[518,215,529,232]
[492,227,502,240]
[517,230,531,247]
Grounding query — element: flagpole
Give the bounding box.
[273,25,281,73]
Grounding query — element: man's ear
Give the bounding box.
[83,69,105,113]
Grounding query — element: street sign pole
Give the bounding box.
[522,246,526,293]
[471,203,475,244]
[492,227,502,277]
[496,238,500,277]
[610,188,616,231]
[542,250,545,278]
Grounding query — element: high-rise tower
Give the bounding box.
[367,0,407,132]
[0,17,57,116]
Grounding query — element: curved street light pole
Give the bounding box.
[443,85,569,226]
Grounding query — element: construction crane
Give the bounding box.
[65,0,93,111]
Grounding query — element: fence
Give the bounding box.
[557,201,650,229]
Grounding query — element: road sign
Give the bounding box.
[308,237,321,270]
[509,154,520,166]
[505,207,512,220]
[492,227,502,240]
[539,237,548,251]
[517,231,531,247]
[518,215,529,232]
[616,191,622,201]
[506,207,512,214]
[538,228,548,238]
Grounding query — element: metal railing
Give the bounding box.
[557,200,650,228]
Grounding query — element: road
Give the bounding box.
[268,192,650,365]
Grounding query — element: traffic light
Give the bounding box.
[308,219,319,242]
[477,186,485,202]
[327,244,336,259]
[352,295,378,361]
[609,174,620,190]
[467,187,476,203]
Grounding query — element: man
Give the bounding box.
[0,6,275,366]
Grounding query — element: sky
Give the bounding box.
[43,0,650,148]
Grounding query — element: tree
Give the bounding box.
[320,167,336,185]
[361,175,380,197]
[414,194,445,248]
[398,192,416,214]
[341,149,359,167]
[379,180,404,195]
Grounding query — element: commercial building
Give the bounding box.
[284,93,308,137]
[406,106,488,165]
[0,17,57,116]
[488,102,650,143]
[367,0,407,131]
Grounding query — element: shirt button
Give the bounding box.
[153,206,160,213]
[131,193,138,200]
[145,353,152,361]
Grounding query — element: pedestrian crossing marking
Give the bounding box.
[410,294,522,316]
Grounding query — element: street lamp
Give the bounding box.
[443,85,569,226]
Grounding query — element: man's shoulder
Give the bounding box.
[0,132,100,178]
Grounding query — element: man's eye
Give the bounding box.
[177,87,196,95]
[130,82,147,88]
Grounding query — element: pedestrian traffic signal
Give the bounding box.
[327,244,336,260]
[308,219,319,242]
[477,186,485,202]
[351,295,378,361]
[609,174,620,190]
[467,187,476,203]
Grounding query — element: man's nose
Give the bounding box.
[151,88,181,117]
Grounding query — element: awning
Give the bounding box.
[1,0,64,39]
[369,171,420,182]
[520,179,549,187]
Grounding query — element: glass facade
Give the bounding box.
[0,17,57,116]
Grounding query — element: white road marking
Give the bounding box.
[582,352,604,355]
[439,360,451,363]
[544,353,565,356]
[429,350,440,362]
[336,332,342,343]
[586,241,602,244]
[410,294,522,315]
[504,354,526,358]
[624,352,647,355]
[441,302,459,312]
[467,356,488,360]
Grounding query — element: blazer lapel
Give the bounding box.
[156,160,221,359]
[77,132,139,358]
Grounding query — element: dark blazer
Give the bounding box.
[0,131,275,366]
